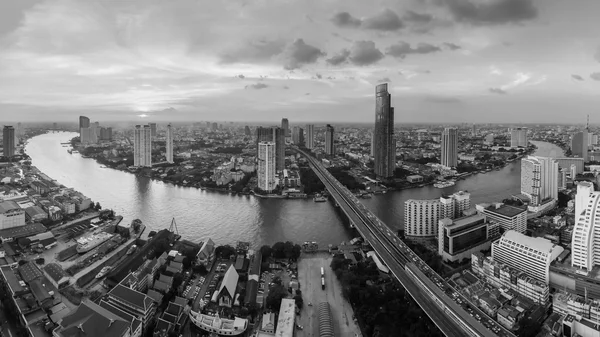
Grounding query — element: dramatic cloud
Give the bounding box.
[439,0,538,25]
[282,39,326,70]
[386,41,441,58]
[403,10,434,23]
[220,39,286,64]
[349,41,385,66]
[572,74,584,81]
[363,9,404,31]
[326,49,351,65]
[443,42,461,50]
[591,73,600,81]
[331,12,362,28]
[245,83,268,90]
[489,87,507,94]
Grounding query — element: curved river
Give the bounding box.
[25,133,562,248]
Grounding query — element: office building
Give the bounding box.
[404,191,471,238]
[438,213,500,262]
[2,126,15,157]
[292,126,304,145]
[325,124,335,155]
[554,158,585,175]
[0,200,26,229]
[571,164,578,180]
[80,127,98,145]
[211,122,218,131]
[471,124,476,136]
[281,118,289,137]
[572,131,589,162]
[571,191,600,271]
[134,125,152,167]
[256,127,285,171]
[149,123,157,138]
[100,127,112,141]
[306,124,315,149]
[373,83,396,179]
[166,123,174,163]
[441,127,458,168]
[492,230,563,284]
[79,116,90,138]
[559,169,567,190]
[520,156,559,206]
[510,127,528,147]
[258,142,276,192]
[481,203,527,233]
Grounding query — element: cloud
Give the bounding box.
[489,87,507,94]
[591,73,600,81]
[489,66,502,75]
[237,74,245,79]
[315,73,323,79]
[326,49,351,65]
[283,85,290,89]
[245,83,268,90]
[363,9,404,31]
[501,72,532,90]
[378,77,392,83]
[438,0,538,25]
[331,12,362,28]
[349,41,385,66]
[220,39,286,64]
[595,46,600,63]
[386,41,441,58]
[443,42,461,50]
[282,38,326,70]
[424,95,462,103]
[572,74,584,81]
[403,10,434,23]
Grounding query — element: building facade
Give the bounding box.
[325,124,335,155]
[571,191,600,271]
[441,127,458,168]
[79,116,90,139]
[149,123,157,138]
[571,130,589,162]
[0,201,26,229]
[520,156,559,206]
[292,126,304,145]
[281,118,289,137]
[481,203,527,233]
[257,142,276,192]
[306,124,315,149]
[510,127,528,147]
[373,83,395,179]
[166,123,174,163]
[256,127,285,171]
[134,125,152,167]
[2,126,15,157]
[438,214,500,262]
[405,191,471,238]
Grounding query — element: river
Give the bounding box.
[25,133,563,247]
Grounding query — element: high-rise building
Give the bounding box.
[80,127,97,144]
[471,124,476,136]
[100,127,112,141]
[441,128,458,168]
[133,125,152,167]
[491,230,564,284]
[2,126,15,158]
[575,182,595,219]
[572,122,589,162]
[325,124,335,155]
[373,84,395,179]
[571,164,578,179]
[79,116,90,139]
[559,169,567,190]
[292,127,304,145]
[258,142,276,192]
[404,191,471,238]
[305,124,315,149]
[281,118,289,137]
[166,123,174,164]
[370,132,375,157]
[510,127,528,147]
[520,156,559,206]
[211,123,218,131]
[572,191,600,271]
[256,127,285,171]
[149,123,157,138]
[244,126,251,136]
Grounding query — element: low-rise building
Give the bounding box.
[0,200,26,229]
[437,214,500,262]
[54,300,141,337]
[105,284,157,330]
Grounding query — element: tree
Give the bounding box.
[516,317,541,337]
[215,245,236,259]
[294,294,304,309]
[148,230,157,238]
[131,219,142,233]
[272,242,286,258]
[17,237,31,248]
[265,284,288,312]
[40,218,53,228]
[259,245,273,260]
[94,202,102,210]
[172,273,184,289]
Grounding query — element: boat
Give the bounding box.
[313,194,327,202]
[188,311,248,336]
[96,266,112,279]
[433,181,456,189]
[76,232,114,253]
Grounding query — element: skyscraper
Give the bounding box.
[572,191,600,271]
[256,127,285,171]
[148,123,157,138]
[2,126,15,157]
[258,142,276,192]
[244,126,251,136]
[166,123,174,164]
[441,128,458,168]
[325,124,334,155]
[100,127,112,141]
[292,127,304,145]
[471,124,476,136]
[79,116,90,139]
[520,156,559,206]
[510,127,528,147]
[281,118,289,137]
[575,181,595,219]
[373,83,395,179]
[134,125,152,167]
[306,124,315,149]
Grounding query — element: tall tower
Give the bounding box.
[166,123,174,163]
[256,127,285,171]
[2,126,15,157]
[374,83,395,179]
[520,156,559,206]
[281,118,289,137]
[258,142,276,192]
[572,191,600,271]
[510,127,528,148]
[306,124,315,149]
[134,125,152,167]
[149,123,157,138]
[441,128,458,168]
[79,116,90,139]
[325,124,335,155]
[292,127,304,145]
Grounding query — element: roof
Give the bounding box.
[0,265,26,294]
[196,238,215,260]
[275,298,295,337]
[245,279,258,306]
[29,279,53,303]
[218,265,239,299]
[484,204,526,218]
[98,300,141,333]
[261,312,275,330]
[18,262,43,283]
[108,285,152,311]
[146,289,164,304]
[0,200,20,214]
[318,302,334,337]
[44,263,68,283]
[54,301,130,337]
[0,223,46,240]
[501,230,564,257]
[25,206,47,217]
[153,280,171,293]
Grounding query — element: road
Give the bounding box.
[297,148,513,337]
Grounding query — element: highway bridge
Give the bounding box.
[297,148,516,337]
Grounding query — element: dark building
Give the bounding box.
[325,124,334,155]
[100,127,113,141]
[244,125,251,136]
[2,125,15,157]
[373,83,396,179]
[281,118,289,137]
[256,126,285,171]
[211,122,218,131]
[79,116,90,139]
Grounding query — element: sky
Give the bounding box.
[1,0,600,124]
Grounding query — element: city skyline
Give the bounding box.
[1,1,600,123]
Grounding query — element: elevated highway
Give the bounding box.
[297,148,515,337]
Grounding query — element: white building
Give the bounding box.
[491,230,564,284]
[0,201,25,230]
[166,123,174,163]
[134,125,152,167]
[571,191,600,271]
[575,181,595,219]
[510,127,528,147]
[481,203,527,234]
[258,142,276,192]
[520,156,558,206]
[441,127,458,168]
[405,191,470,238]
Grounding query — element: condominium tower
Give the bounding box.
[373,84,395,179]
[404,191,471,237]
[292,127,304,145]
[133,125,152,167]
[166,123,174,163]
[149,123,157,138]
[441,128,458,168]
[572,190,600,271]
[510,127,528,148]
[79,116,90,139]
[256,127,285,171]
[2,126,15,157]
[305,124,315,149]
[325,124,335,155]
[520,156,559,206]
[571,131,589,162]
[258,142,276,192]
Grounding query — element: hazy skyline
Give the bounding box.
[1,0,600,124]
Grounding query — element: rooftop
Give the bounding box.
[0,200,20,214]
[43,263,67,283]
[54,301,130,337]
[108,284,152,311]
[19,262,43,283]
[0,223,47,240]
[275,298,295,337]
[485,204,526,218]
[501,230,563,257]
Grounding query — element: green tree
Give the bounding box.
[265,284,288,312]
[259,245,273,260]
[94,202,102,210]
